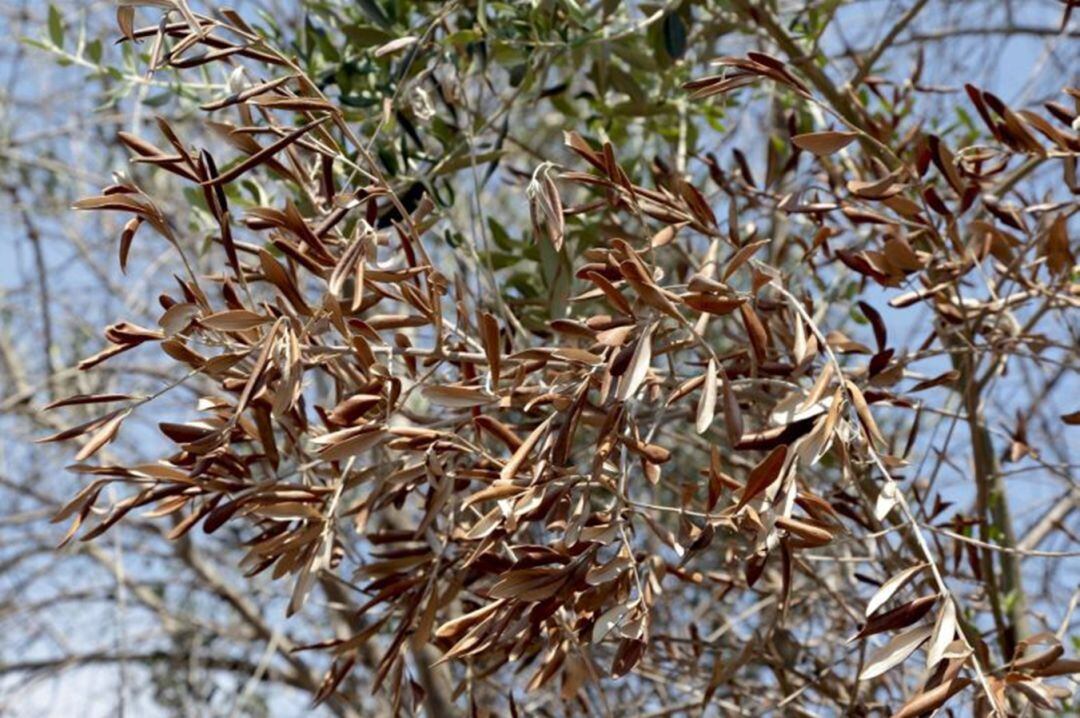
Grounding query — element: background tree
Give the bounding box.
[1,1,1078,716]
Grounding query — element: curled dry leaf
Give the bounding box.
[616,323,655,401]
[860,624,933,681]
[696,359,717,434]
[736,444,788,510]
[891,677,972,718]
[421,385,496,408]
[926,597,957,668]
[866,563,928,617]
[74,409,131,461]
[854,595,937,641]
[500,415,555,482]
[791,131,859,155]
[200,309,269,331]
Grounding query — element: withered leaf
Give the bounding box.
[119,216,141,273]
[866,563,927,617]
[159,303,199,336]
[890,677,971,718]
[592,602,632,643]
[202,117,330,187]
[739,303,769,363]
[846,380,886,447]
[721,369,743,446]
[611,638,646,678]
[616,323,654,401]
[421,385,496,408]
[859,624,933,681]
[792,131,859,155]
[684,293,746,316]
[722,239,770,281]
[500,415,555,482]
[736,445,787,510]
[480,313,501,386]
[44,393,134,411]
[854,595,937,640]
[926,597,957,668]
[314,427,387,461]
[74,409,131,461]
[911,370,960,392]
[200,309,269,331]
[696,359,717,435]
[489,568,564,601]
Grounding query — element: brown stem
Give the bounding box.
[961,353,1028,660]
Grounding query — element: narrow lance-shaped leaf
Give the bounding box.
[926,597,957,668]
[202,116,330,188]
[617,323,654,401]
[696,359,717,434]
[859,624,933,681]
[74,409,131,461]
[891,677,972,718]
[500,414,555,482]
[846,380,886,447]
[736,445,787,510]
[721,369,743,446]
[792,131,859,155]
[866,563,927,617]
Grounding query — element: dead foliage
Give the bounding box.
[37,2,1080,715]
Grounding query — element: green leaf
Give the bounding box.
[661,13,687,60]
[481,251,519,270]
[486,218,517,252]
[85,38,102,64]
[142,91,172,108]
[355,0,392,30]
[48,5,64,48]
[558,0,588,25]
[21,38,52,53]
[431,149,506,177]
[537,232,571,320]
[342,25,395,47]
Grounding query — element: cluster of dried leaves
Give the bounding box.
[39,2,1079,716]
